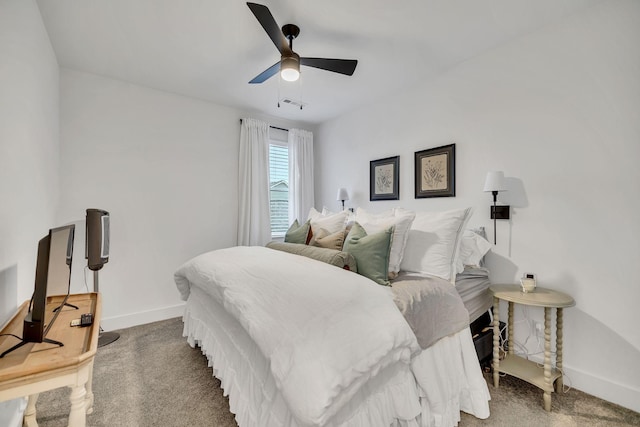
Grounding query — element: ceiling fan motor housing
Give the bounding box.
[281,52,300,70]
[282,24,300,41]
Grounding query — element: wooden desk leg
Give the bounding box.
[556,308,564,393]
[508,301,514,354]
[543,307,552,411]
[23,394,39,427]
[85,360,95,414]
[492,296,500,388]
[68,385,87,427]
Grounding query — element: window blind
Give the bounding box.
[269,143,289,237]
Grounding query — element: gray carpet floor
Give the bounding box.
[35,317,640,427]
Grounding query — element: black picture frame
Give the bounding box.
[370,156,400,201]
[414,144,455,198]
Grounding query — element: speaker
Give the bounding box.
[86,208,110,271]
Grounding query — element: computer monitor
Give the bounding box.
[25,224,75,342]
[0,224,75,358]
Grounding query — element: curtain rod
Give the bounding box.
[239,119,288,132]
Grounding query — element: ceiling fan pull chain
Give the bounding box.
[277,72,281,108]
[299,76,303,110]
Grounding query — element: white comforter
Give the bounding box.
[174,246,420,426]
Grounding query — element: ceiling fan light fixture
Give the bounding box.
[280,56,300,82]
[281,67,299,82]
[246,3,357,84]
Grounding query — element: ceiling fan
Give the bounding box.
[246,2,358,84]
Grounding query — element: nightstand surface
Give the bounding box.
[490,284,575,308]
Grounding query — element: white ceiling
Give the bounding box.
[36,0,600,124]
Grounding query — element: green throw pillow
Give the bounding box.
[284,219,311,244]
[343,222,393,286]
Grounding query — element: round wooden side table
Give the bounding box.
[489,284,575,412]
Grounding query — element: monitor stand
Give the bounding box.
[0,337,63,359]
[53,302,79,312]
[1,315,64,358]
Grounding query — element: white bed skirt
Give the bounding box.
[183,286,490,427]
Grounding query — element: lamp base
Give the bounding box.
[490,205,510,220]
[98,331,120,348]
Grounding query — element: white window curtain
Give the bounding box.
[237,118,272,246]
[288,128,314,224]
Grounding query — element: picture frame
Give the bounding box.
[370,156,400,201]
[414,143,455,198]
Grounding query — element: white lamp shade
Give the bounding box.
[483,171,507,192]
[281,67,299,82]
[336,188,349,201]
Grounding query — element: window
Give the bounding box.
[269,142,289,237]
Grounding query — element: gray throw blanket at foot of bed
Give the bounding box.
[391,272,470,349]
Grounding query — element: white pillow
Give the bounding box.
[399,207,473,283]
[307,208,348,237]
[456,229,493,273]
[308,207,324,221]
[321,207,335,216]
[354,208,415,278]
[322,206,356,224]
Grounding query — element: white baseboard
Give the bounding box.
[100,303,186,332]
[563,364,640,414]
[528,354,640,413]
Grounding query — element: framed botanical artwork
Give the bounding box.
[414,143,455,198]
[370,156,400,201]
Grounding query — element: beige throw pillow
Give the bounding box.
[307,208,349,237]
[311,228,345,251]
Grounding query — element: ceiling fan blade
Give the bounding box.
[249,61,280,84]
[300,58,358,76]
[246,3,291,56]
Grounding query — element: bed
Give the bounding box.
[174,207,492,427]
[455,266,492,324]
[453,226,493,324]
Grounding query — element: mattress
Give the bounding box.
[454,266,492,324]
[182,285,490,427]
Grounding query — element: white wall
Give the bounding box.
[0,0,59,314]
[0,0,58,423]
[57,68,312,330]
[315,0,640,412]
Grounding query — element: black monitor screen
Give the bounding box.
[25,224,75,342]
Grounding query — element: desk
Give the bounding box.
[0,293,101,427]
[490,285,574,412]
